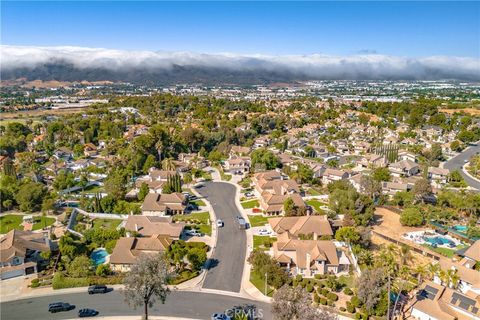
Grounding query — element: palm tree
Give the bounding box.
[161,158,176,171]
[427,263,440,280]
[376,244,397,320]
[155,140,163,162]
[414,264,428,284]
[447,269,460,289]
[399,245,412,266]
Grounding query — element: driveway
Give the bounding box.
[196,181,246,293]
[444,144,480,190]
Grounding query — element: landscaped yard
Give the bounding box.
[250,270,274,297]
[193,224,212,236]
[253,235,277,251]
[173,211,210,224]
[307,188,323,196]
[241,199,259,209]
[190,199,206,207]
[421,244,468,258]
[306,199,327,214]
[248,215,270,227]
[32,216,56,231]
[0,215,23,233]
[80,184,105,194]
[92,218,122,230]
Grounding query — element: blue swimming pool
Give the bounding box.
[90,248,108,266]
[453,225,468,232]
[424,236,455,246]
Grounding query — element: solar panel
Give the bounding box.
[421,285,439,300]
[451,292,476,312]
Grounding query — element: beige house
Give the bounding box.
[124,215,185,239]
[224,156,251,173]
[0,230,50,280]
[389,159,420,177]
[141,193,187,216]
[272,233,350,277]
[459,240,480,270]
[269,215,333,239]
[109,235,172,272]
[321,168,349,185]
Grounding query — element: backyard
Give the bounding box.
[306,199,327,214]
[0,214,56,233]
[92,218,122,230]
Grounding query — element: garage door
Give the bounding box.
[1,269,24,280]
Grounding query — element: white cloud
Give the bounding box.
[1,45,479,80]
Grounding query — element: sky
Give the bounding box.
[1,1,479,58]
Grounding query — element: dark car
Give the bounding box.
[88,285,107,294]
[48,302,76,313]
[78,308,99,318]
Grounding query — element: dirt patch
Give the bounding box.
[439,108,480,116]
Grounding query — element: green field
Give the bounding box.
[173,211,210,224]
[250,270,274,297]
[93,218,122,230]
[306,199,327,214]
[0,215,24,234]
[32,216,56,231]
[253,235,277,251]
[248,215,270,227]
[241,199,259,209]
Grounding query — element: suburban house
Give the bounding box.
[408,281,480,320]
[389,159,420,177]
[224,156,251,173]
[230,145,251,157]
[141,193,187,216]
[129,169,179,197]
[358,154,387,169]
[260,193,305,216]
[124,215,185,239]
[436,260,480,295]
[83,143,98,157]
[0,230,50,280]
[398,150,418,163]
[459,240,480,270]
[428,167,450,188]
[272,233,350,277]
[353,141,371,155]
[321,168,349,185]
[381,181,412,197]
[109,235,172,272]
[53,147,73,161]
[268,215,333,239]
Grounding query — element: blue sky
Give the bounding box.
[1,1,479,57]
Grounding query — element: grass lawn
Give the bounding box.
[81,184,104,194]
[241,199,260,209]
[194,224,212,236]
[421,244,467,258]
[173,211,210,224]
[248,215,270,227]
[338,274,355,288]
[306,199,327,214]
[220,170,232,181]
[191,199,206,207]
[307,188,323,196]
[253,235,277,251]
[93,218,122,230]
[250,270,274,297]
[32,216,56,231]
[0,215,23,233]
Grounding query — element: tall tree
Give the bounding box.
[124,254,174,320]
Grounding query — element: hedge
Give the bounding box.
[52,273,89,289]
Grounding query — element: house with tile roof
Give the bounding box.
[124,215,185,239]
[268,215,333,240]
[141,193,187,216]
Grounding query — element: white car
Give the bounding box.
[216,219,224,227]
[186,230,203,237]
[258,229,271,236]
[245,192,254,197]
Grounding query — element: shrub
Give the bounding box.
[105,240,117,254]
[319,298,327,305]
[313,293,320,303]
[350,295,361,308]
[317,282,325,288]
[355,313,362,320]
[96,264,112,277]
[327,300,334,307]
[30,278,40,288]
[292,280,298,287]
[327,292,338,301]
[52,273,89,290]
[295,274,303,282]
[339,307,347,312]
[343,287,354,295]
[306,284,314,292]
[320,288,329,296]
[346,302,356,314]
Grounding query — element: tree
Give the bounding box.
[96,263,112,277]
[400,207,424,227]
[138,183,149,201]
[104,170,128,201]
[187,247,207,270]
[15,181,47,212]
[251,148,281,170]
[272,285,335,320]
[161,158,176,171]
[412,178,432,201]
[372,167,391,182]
[68,255,92,278]
[360,175,382,200]
[124,254,174,320]
[357,267,387,315]
[335,227,361,245]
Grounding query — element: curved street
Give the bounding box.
[196,181,247,293]
[444,143,480,190]
[0,290,272,320]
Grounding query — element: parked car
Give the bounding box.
[186,229,203,237]
[245,192,254,197]
[236,216,247,229]
[78,308,99,318]
[211,314,231,320]
[216,219,224,227]
[88,285,108,294]
[48,302,76,313]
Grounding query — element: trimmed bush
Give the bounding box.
[327,300,334,307]
[350,295,361,308]
[339,307,347,312]
[52,273,89,290]
[346,302,356,314]
[295,274,303,282]
[313,293,320,303]
[317,282,325,288]
[355,313,362,320]
[319,298,327,305]
[320,288,329,296]
[343,287,354,295]
[30,278,40,288]
[327,292,338,301]
[306,284,314,293]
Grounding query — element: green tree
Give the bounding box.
[335,227,361,245]
[399,207,424,227]
[138,183,150,201]
[68,255,92,278]
[15,181,47,212]
[372,167,391,182]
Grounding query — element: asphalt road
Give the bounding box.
[444,144,480,190]
[0,290,272,320]
[196,181,246,293]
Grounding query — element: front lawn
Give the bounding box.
[248,215,270,227]
[190,199,206,207]
[173,211,210,224]
[0,215,23,233]
[306,199,327,214]
[241,199,259,209]
[253,235,277,251]
[93,218,122,230]
[194,224,212,236]
[32,216,56,231]
[250,270,274,297]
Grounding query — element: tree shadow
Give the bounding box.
[205,258,219,270]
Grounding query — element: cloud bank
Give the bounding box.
[1,45,479,81]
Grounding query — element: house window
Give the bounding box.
[12,257,21,266]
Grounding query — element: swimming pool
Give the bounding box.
[453,225,468,232]
[424,236,455,246]
[90,248,109,266]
